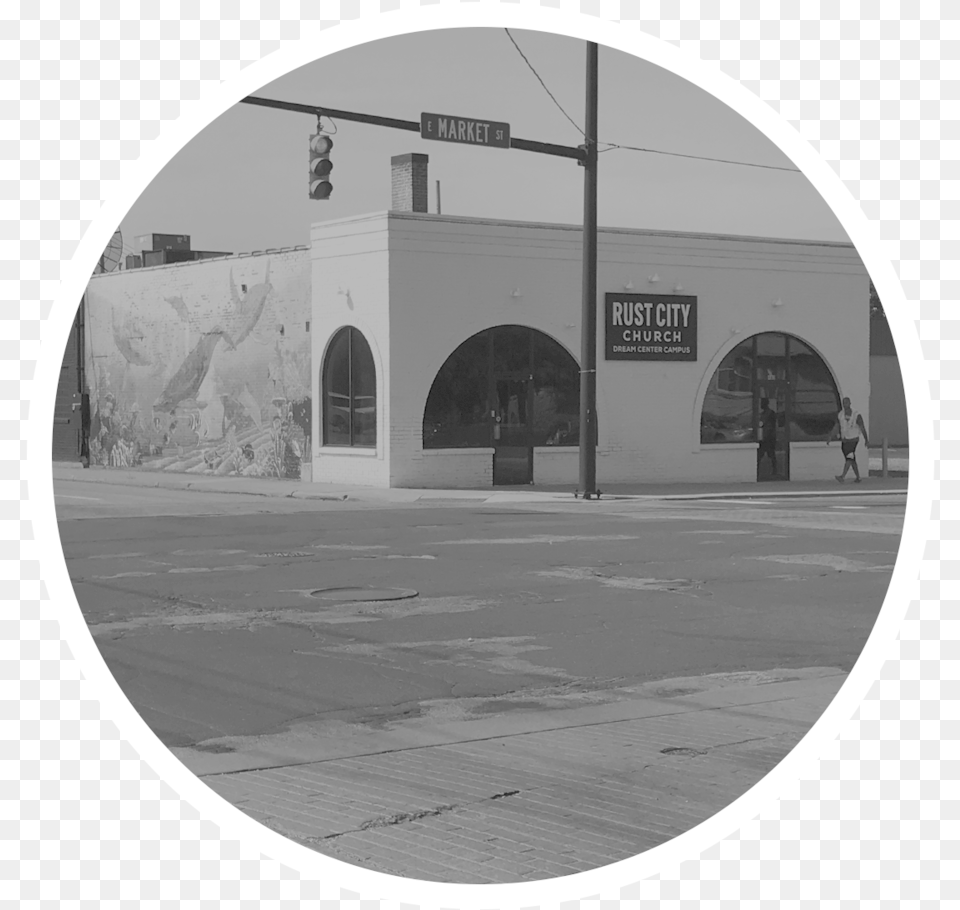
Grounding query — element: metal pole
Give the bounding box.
[579,42,599,498]
[436,180,442,215]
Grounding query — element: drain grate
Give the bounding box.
[309,587,418,602]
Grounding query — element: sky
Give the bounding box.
[118,28,849,259]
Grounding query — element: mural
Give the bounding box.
[85,250,312,479]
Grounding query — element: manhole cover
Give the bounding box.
[309,587,418,602]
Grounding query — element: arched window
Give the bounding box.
[322,327,376,448]
[423,326,580,449]
[700,332,839,445]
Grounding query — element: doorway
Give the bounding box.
[422,325,581,485]
[755,335,790,482]
[701,332,841,484]
[755,382,790,482]
[492,374,533,485]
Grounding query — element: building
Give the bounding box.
[310,206,870,489]
[55,157,879,488]
[869,313,908,447]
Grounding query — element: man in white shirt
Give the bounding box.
[833,396,870,483]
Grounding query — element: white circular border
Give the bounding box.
[28,3,935,908]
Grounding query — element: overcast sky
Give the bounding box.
[119,27,848,258]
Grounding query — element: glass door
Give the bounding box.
[754,334,790,481]
[755,383,789,481]
[492,374,533,484]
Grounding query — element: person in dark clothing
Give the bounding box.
[757,397,778,474]
[79,391,90,468]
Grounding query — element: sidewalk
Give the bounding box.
[53,460,908,505]
[187,668,844,884]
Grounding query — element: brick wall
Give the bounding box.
[390,153,429,214]
[83,247,312,479]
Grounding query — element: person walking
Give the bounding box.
[833,396,869,483]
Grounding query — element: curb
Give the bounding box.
[606,487,909,502]
[52,463,908,506]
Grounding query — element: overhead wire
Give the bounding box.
[598,142,802,173]
[504,29,585,138]
[503,29,801,174]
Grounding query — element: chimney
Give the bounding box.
[391,153,429,213]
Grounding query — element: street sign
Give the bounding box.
[421,113,510,149]
[604,293,698,361]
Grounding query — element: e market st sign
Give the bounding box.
[604,293,698,361]
[421,113,511,149]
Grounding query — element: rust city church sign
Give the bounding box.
[604,292,698,361]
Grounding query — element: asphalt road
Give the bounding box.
[56,480,904,751]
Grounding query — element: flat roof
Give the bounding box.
[311,210,857,251]
[89,244,310,279]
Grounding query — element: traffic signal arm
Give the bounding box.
[243,95,587,163]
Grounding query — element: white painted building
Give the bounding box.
[310,159,869,489]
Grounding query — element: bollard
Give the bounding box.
[882,437,888,478]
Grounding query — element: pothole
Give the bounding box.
[309,587,419,602]
[191,741,237,754]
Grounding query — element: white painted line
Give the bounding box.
[93,571,156,579]
[56,494,104,502]
[310,543,389,551]
[438,534,643,546]
[87,552,145,560]
[678,530,754,535]
[351,555,438,560]
[172,549,247,557]
[709,499,775,506]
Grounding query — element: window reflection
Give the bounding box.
[532,334,580,446]
[423,326,580,449]
[790,338,840,440]
[701,339,756,444]
[422,333,490,448]
[322,327,377,448]
[700,334,838,445]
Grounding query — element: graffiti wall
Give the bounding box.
[84,247,312,479]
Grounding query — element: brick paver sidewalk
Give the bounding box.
[198,671,842,884]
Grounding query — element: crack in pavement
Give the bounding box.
[318,788,525,841]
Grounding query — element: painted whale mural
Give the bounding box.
[224,262,272,349]
[153,329,225,414]
[86,252,311,479]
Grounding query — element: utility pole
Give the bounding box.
[579,42,599,499]
[242,50,601,491]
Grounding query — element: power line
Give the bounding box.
[504,29,584,138]
[500,32,799,174]
[598,142,802,173]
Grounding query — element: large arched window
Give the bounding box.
[322,327,376,448]
[423,326,580,449]
[700,332,839,445]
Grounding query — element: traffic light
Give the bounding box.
[309,133,333,200]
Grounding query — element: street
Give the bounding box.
[56,477,904,883]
